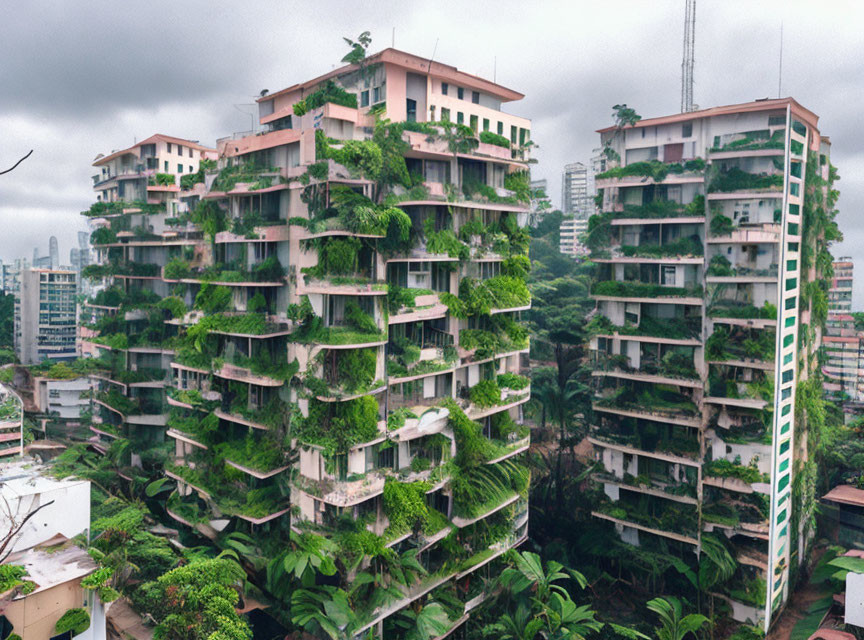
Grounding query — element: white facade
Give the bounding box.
[561,162,593,219]
[14,268,78,365]
[34,377,96,420]
[0,460,91,553]
[560,217,589,257]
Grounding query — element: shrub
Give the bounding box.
[55,608,91,635]
[194,283,232,314]
[479,131,511,148]
[304,79,358,110]
[497,372,530,390]
[163,258,191,280]
[90,227,117,245]
[469,379,501,408]
[382,480,431,535]
[345,301,378,334]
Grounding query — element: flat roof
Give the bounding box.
[596,97,820,135]
[258,47,524,105]
[6,541,96,595]
[94,133,216,166]
[823,484,864,507]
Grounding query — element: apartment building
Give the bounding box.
[14,268,77,365]
[91,133,215,205]
[562,161,593,218]
[587,98,835,631]
[81,47,532,637]
[559,217,589,257]
[823,260,864,404]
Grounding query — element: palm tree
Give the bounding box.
[646,597,708,640]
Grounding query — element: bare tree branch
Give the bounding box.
[0,499,56,563]
[0,150,33,176]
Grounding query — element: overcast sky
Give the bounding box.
[1,0,862,301]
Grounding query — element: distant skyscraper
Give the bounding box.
[49,236,59,270]
[561,162,593,219]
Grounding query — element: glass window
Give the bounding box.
[787,259,797,271]
[177,145,183,155]
[441,108,450,122]
[682,123,693,137]
[472,91,480,104]
[790,182,799,196]
[167,143,172,153]
[788,242,798,252]
[782,369,793,383]
[189,165,193,173]
[406,99,417,123]
[441,82,448,96]
[457,87,464,100]
[783,353,792,364]
[177,164,183,173]
[788,222,799,235]
[189,147,194,158]
[372,87,380,103]
[164,160,168,171]
[510,125,517,144]
[785,277,797,291]
[785,297,796,310]
[483,118,490,131]
[783,334,794,347]
[360,90,369,107]
[469,115,478,131]
[457,112,464,124]
[497,122,503,135]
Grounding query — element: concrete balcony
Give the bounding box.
[588,435,700,467]
[591,403,702,429]
[707,225,781,244]
[591,510,699,546]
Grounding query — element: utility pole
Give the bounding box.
[681,0,696,113]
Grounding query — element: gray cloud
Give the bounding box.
[1,0,863,302]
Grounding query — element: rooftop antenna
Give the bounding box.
[778,22,784,97]
[427,38,439,72]
[392,27,395,48]
[680,0,696,112]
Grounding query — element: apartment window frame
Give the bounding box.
[469,114,478,132]
[360,90,370,107]
[682,123,693,137]
[441,82,448,96]
[441,108,451,122]
[482,118,490,132]
[167,143,172,153]
[497,122,504,135]
[457,112,464,125]
[457,87,464,100]
[177,164,183,173]
[471,91,479,104]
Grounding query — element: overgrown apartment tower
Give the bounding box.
[587,99,837,631]
[81,48,533,637]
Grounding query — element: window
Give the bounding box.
[189,165,193,173]
[164,160,169,171]
[789,182,799,196]
[497,121,503,135]
[783,352,793,364]
[784,317,794,328]
[768,115,786,126]
[788,222,799,236]
[457,87,464,100]
[406,98,417,122]
[469,114,478,131]
[442,82,448,96]
[682,123,693,137]
[790,162,802,178]
[441,108,450,122]
[510,125,517,144]
[783,334,794,347]
[519,128,528,145]
[457,112,464,124]
[360,90,369,107]
[787,259,797,271]
[641,128,646,138]
[372,87,380,103]
[788,242,798,252]
[785,277,797,291]
[189,147,193,157]
[661,266,676,286]
[788,203,800,216]
[483,118,490,131]
[472,91,479,104]
[167,143,172,153]
[785,297,796,310]
[782,369,793,383]
[177,164,183,173]
[177,145,183,155]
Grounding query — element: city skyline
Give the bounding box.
[2,1,863,303]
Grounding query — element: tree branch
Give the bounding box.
[0,499,56,563]
[0,150,33,176]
